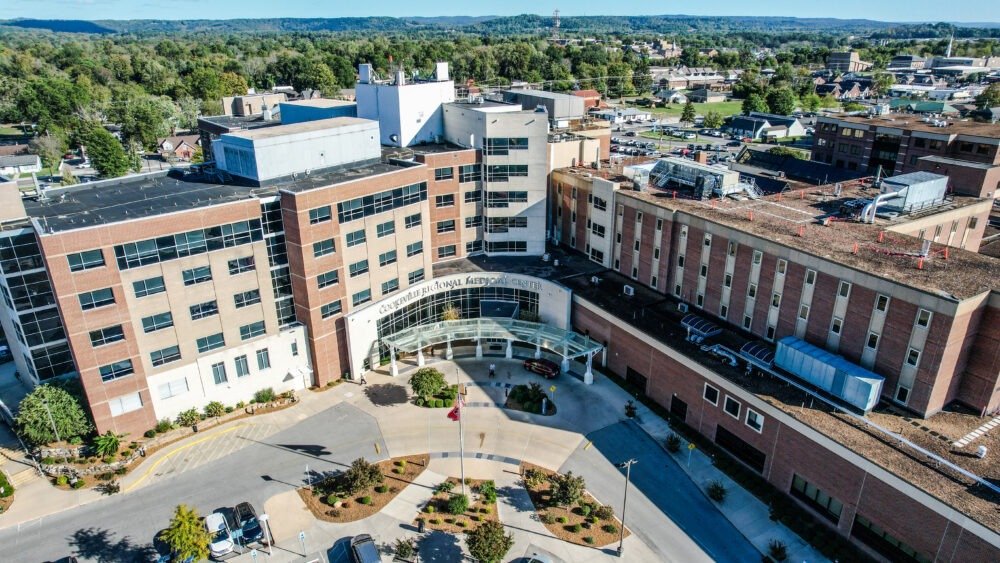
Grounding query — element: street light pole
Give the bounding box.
[616,458,638,557]
[42,398,60,443]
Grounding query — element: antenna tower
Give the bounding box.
[553,9,560,40]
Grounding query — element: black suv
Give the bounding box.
[233,502,264,544]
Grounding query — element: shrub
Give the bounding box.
[540,513,556,524]
[115,467,127,475]
[375,485,388,494]
[344,458,384,493]
[97,471,115,481]
[225,406,234,414]
[204,401,225,418]
[478,480,497,504]
[93,431,121,457]
[557,516,568,524]
[436,481,455,494]
[430,518,441,525]
[392,467,402,474]
[176,408,199,427]
[394,538,415,560]
[409,367,447,399]
[472,515,482,522]
[443,398,453,408]
[594,505,615,521]
[707,480,728,503]
[444,518,455,524]
[102,455,115,464]
[665,433,682,453]
[580,504,592,517]
[143,429,157,439]
[236,401,246,409]
[603,523,619,534]
[447,493,470,515]
[624,399,637,418]
[571,523,582,533]
[456,520,467,528]
[72,479,86,489]
[359,496,372,505]
[326,493,338,505]
[68,436,82,445]
[155,419,173,433]
[481,506,492,514]
[584,536,595,544]
[768,539,788,562]
[524,468,547,488]
[415,397,425,406]
[396,459,407,468]
[41,456,56,465]
[433,399,443,408]
[464,477,473,485]
[549,471,586,509]
[56,475,68,486]
[254,388,277,403]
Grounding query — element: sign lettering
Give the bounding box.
[376,274,544,315]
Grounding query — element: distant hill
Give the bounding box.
[0,14,997,36]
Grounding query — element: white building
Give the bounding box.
[356,62,455,147]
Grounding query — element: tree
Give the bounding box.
[742,94,768,115]
[59,163,78,186]
[680,101,696,124]
[549,470,586,510]
[344,457,383,494]
[159,504,211,562]
[765,87,797,116]
[606,62,635,99]
[801,93,822,113]
[976,83,1000,109]
[93,431,121,457]
[819,94,840,109]
[30,135,68,170]
[872,73,896,100]
[409,368,446,399]
[465,520,514,563]
[15,384,93,446]
[702,111,724,129]
[82,125,130,178]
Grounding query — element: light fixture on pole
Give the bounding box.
[615,458,638,557]
[42,398,60,443]
[259,513,272,556]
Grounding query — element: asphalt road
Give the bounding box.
[0,403,387,563]
[560,420,760,563]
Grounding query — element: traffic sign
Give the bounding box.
[550,385,556,392]
[688,443,696,450]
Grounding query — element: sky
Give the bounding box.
[4,0,1000,23]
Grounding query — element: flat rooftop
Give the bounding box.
[224,117,374,141]
[821,113,1000,138]
[281,98,356,108]
[562,164,999,300]
[198,113,281,131]
[24,159,416,232]
[437,248,1000,534]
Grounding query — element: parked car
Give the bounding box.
[523,358,560,379]
[349,534,384,563]
[625,131,637,137]
[0,345,12,363]
[205,512,234,559]
[234,501,264,544]
[727,140,742,147]
[683,132,696,139]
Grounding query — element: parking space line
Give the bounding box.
[125,423,249,492]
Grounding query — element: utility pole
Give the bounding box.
[457,367,466,496]
[42,398,60,443]
[615,458,638,557]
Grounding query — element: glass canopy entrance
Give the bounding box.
[381,318,605,384]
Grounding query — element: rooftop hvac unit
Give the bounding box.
[623,285,635,296]
[590,276,601,285]
[677,303,689,313]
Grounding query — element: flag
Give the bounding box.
[447,406,460,421]
[457,393,465,408]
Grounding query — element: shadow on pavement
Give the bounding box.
[68,527,158,563]
[497,484,536,514]
[364,383,410,406]
[415,529,463,562]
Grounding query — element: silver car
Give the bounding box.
[205,512,234,559]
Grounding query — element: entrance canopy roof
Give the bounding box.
[382,318,603,360]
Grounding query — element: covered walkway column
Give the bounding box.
[505,339,513,359]
[561,343,570,373]
[446,338,453,360]
[584,352,594,385]
[390,346,399,377]
[476,338,483,358]
[535,342,542,359]
[417,347,425,367]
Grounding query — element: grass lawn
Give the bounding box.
[649,101,743,118]
[0,125,30,138]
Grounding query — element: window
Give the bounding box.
[798,305,810,320]
[240,321,266,340]
[182,265,213,286]
[256,348,271,370]
[190,300,219,320]
[438,245,456,258]
[631,267,638,279]
[728,242,737,256]
[108,392,143,417]
[435,194,455,208]
[653,247,660,260]
[906,348,920,367]
[142,312,174,333]
[151,345,182,367]
[376,221,395,238]
[406,241,423,257]
[874,294,889,312]
[68,249,104,272]
[404,213,422,229]
[345,230,366,248]
[805,269,816,285]
[309,206,332,224]
[211,362,228,385]
[655,217,662,230]
[337,182,427,223]
[99,359,134,382]
[745,409,764,432]
[437,220,456,234]
[464,190,482,203]
[791,475,844,524]
[703,383,719,405]
[79,287,115,311]
[650,275,658,288]
[133,276,165,298]
[747,284,757,299]
[228,256,255,275]
[837,281,851,298]
[633,240,640,252]
[485,191,528,207]
[969,217,979,230]
[743,315,752,330]
[487,241,527,253]
[766,325,776,341]
[317,270,339,288]
[235,355,250,377]
[465,216,482,229]
[408,269,425,284]
[352,289,372,306]
[197,333,225,353]
[913,137,926,148]
[771,293,781,308]
[594,197,608,211]
[916,309,931,328]
[378,250,398,267]
[697,264,707,278]
[752,250,762,265]
[321,300,342,318]
[291,341,299,356]
[158,376,188,398]
[696,294,704,307]
[719,304,728,317]
[677,255,686,267]
[313,238,336,257]
[234,289,261,308]
[895,386,910,404]
[723,274,732,288]
[90,325,125,347]
[381,278,399,294]
[458,164,481,183]
[831,317,843,334]
[434,167,454,181]
[866,331,880,350]
[724,396,741,418]
[590,248,605,263]
[349,259,369,278]
[485,137,529,155]
[704,235,712,247]
[776,259,787,275]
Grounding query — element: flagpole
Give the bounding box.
[457,367,466,496]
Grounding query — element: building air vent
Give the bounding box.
[623,285,635,296]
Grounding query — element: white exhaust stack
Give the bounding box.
[435,62,449,82]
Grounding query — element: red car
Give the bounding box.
[523,358,560,379]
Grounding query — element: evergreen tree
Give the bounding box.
[15,384,92,446]
[680,101,697,124]
[159,505,211,562]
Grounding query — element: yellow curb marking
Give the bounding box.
[374,442,381,454]
[584,441,593,450]
[124,423,249,493]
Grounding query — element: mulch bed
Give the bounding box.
[298,454,429,522]
[520,462,629,548]
[504,385,557,416]
[412,477,501,534]
[308,380,347,393]
[0,495,13,514]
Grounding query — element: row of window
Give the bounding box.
[337,182,427,223]
[484,137,529,155]
[703,383,764,433]
[160,348,272,399]
[114,220,263,270]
